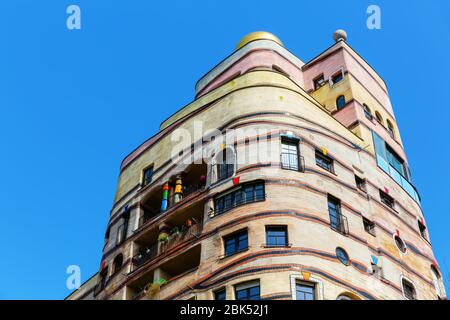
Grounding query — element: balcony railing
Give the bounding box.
[377,155,420,203]
[132,222,202,268]
[139,185,205,227]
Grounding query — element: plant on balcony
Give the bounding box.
[144,278,168,300]
[170,227,180,235]
[158,233,168,242]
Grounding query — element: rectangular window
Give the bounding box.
[363,217,376,236]
[214,182,265,215]
[330,70,344,85]
[328,195,347,234]
[418,221,427,239]
[281,139,299,171]
[296,283,315,300]
[266,226,288,247]
[224,229,248,257]
[143,166,154,186]
[214,289,226,300]
[313,75,325,90]
[379,190,394,209]
[355,175,366,192]
[235,281,260,300]
[316,150,334,173]
[386,145,406,177]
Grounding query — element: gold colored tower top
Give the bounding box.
[236,31,283,50]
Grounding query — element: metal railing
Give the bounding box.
[330,214,349,235]
[132,222,202,268]
[138,185,205,228]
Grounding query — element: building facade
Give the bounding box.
[69,31,446,300]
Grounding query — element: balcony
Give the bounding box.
[133,220,202,269]
[139,162,207,228]
[128,244,201,300]
[376,154,420,203]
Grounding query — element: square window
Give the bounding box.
[266,226,288,247]
[380,190,394,208]
[296,283,315,300]
[313,75,325,90]
[214,288,226,300]
[330,70,344,85]
[363,217,376,236]
[224,230,248,257]
[316,150,334,173]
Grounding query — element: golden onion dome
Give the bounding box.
[236,31,283,50]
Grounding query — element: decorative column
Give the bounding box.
[160,182,169,212]
[173,175,183,203]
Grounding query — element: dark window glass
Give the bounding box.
[217,150,234,182]
[336,247,350,266]
[387,121,395,139]
[336,95,346,110]
[99,268,108,290]
[386,145,405,177]
[314,75,325,90]
[402,279,416,300]
[363,218,376,236]
[375,112,383,125]
[112,254,123,274]
[214,182,265,215]
[328,196,345,233]
[418,221,427,239]
[143,166,153,186]
[315,150,334,172]
[224,230,248,256]
[363,104,373,120]
[395,236,407,253]
[266,226,288,247]
[296,283,315,300]
[104,227,110,245]
[332,71,344,84]
[235,282,260,300]
[380,190,394,208]
[355,175,366,192]
[281,139,299,171]
[214,289,226,300]
[116,211,130,245]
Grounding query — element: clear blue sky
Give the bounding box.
[0,0,449,299]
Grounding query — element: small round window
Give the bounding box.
[336,247,350,266]
[395,236,407,253]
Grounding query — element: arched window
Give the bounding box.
[336,292,361,300]
[394,235,407,253]
[112,254,123,274]
[431,265,445,299]
[402,278,417,300]
[336,95,346,110]
[216,147,235,182]
[375,111,383,125]
[336,247,350,266]
[363,104,372,120]
[387,120,395,139]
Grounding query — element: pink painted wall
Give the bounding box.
[197,50,304,97]
[302,49,347,92]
